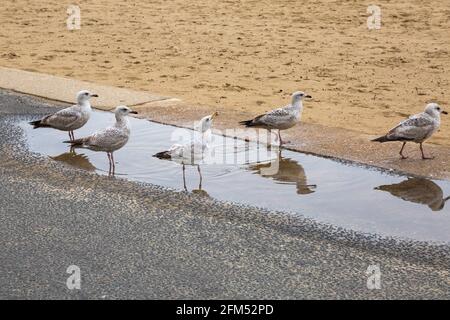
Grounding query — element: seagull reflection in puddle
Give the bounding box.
[50,150,96,172]
[247,150,316,195]
[375,177,450,211]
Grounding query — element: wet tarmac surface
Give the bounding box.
[0,90,449,299]
[17,109,450,243]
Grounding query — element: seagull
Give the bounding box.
[64,106,137,175]
[154,112,218,190]
[239,91,312,145]
[372,103,447,159]
[153,112,218,163]
[29,90,98,141]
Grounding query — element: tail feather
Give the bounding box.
[153,150,172,159]
[371,135,389,143]
[29,119,50,129]
[239,119,255,127]
[63,138,85,146]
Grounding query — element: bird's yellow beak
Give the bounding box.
[211,111,219,119]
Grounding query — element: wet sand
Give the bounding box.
[1,0,449,146]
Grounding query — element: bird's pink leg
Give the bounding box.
[197,165,202,190]
[420,143,434,160]
[111,152,116,175]
[399,142,408,159]
[107,152,112,175]
[278,130,290,145]
[182,163,187,191]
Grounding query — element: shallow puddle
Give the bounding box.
[19,111,450,243]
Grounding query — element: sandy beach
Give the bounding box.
[1,0,450,300]
[1,0,449,145]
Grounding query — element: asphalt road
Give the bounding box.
[0,89,448,299]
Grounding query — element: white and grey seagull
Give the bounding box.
[239,91,312,145]
[154,112,218,190]
[153,112,218,163]
[372,103,447,159]
[64,106,137,175]
[29,90,98,141]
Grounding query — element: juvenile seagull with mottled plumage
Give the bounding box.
[239,91,312,145]
[64,106,137,175]
[372,103,447,159]
[29,90,98,141]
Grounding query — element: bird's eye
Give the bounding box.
[84,92,89,96]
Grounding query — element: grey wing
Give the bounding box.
[89,127,129,149]
[43,106,81,130]
[178,141,205,158]
[259,107,294,126]
[387,115,435,140]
